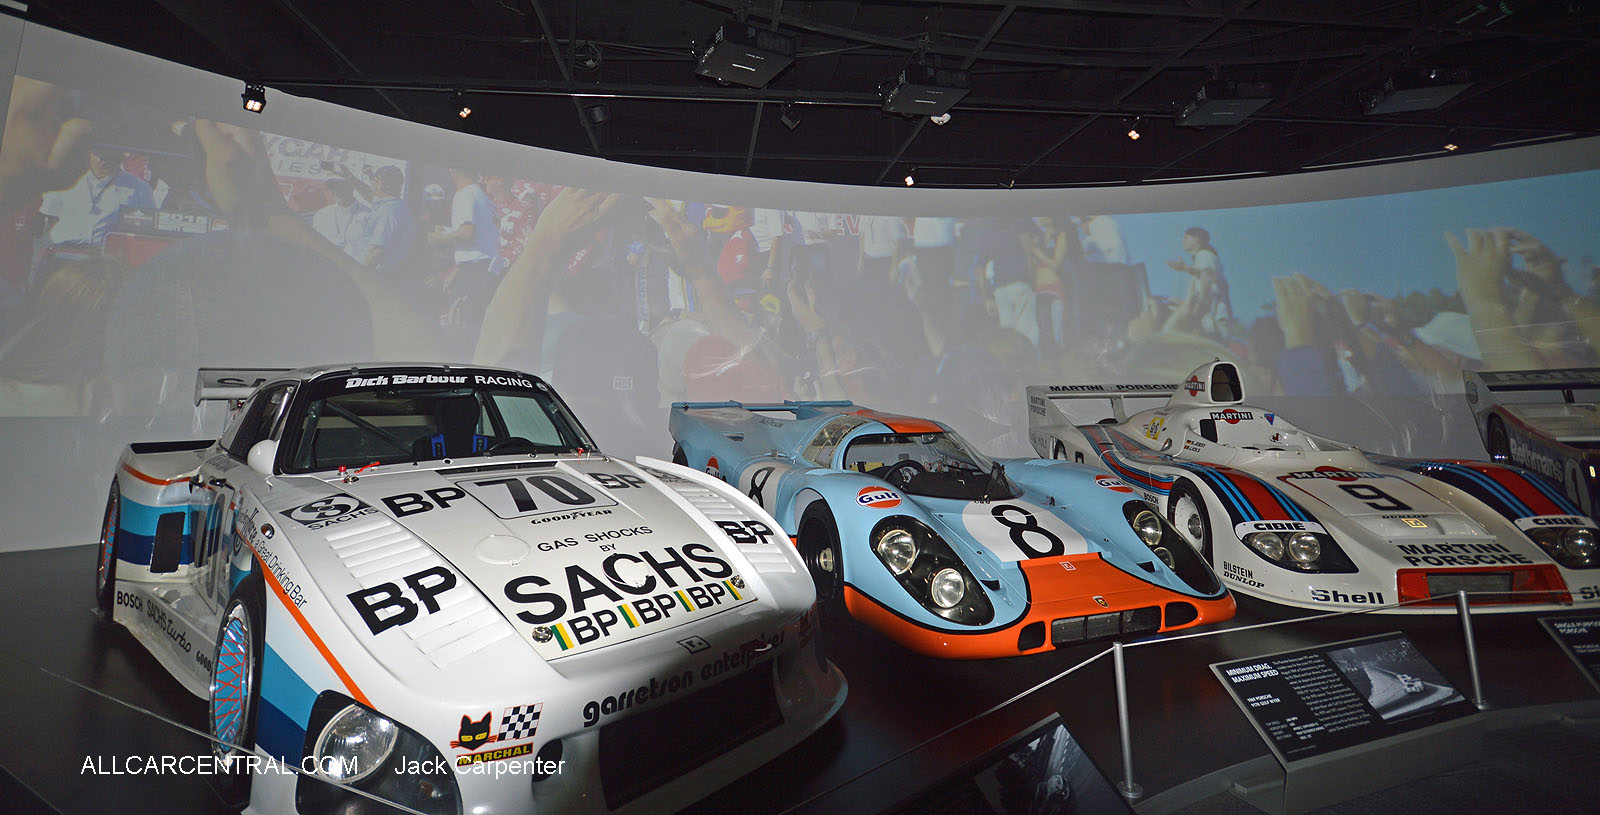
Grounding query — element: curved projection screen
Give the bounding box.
[2,20,1599,550]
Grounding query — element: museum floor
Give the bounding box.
[1,544,1596,815]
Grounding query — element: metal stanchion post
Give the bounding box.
[1456,589,1487,709]
[1114,641,1144,800]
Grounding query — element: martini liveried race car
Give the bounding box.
[97,364,844,815]
[1464,367,1600,517]
[668,400,1233,659]
[1028,360,1600,613]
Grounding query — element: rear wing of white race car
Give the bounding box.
[193,367,292,405]
[1464,368,1600,410]
[1025,382,1181,429]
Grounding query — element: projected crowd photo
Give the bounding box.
[3,73,1599,474]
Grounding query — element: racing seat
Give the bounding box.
[412,396,490,460]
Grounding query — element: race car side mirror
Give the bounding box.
[247,439,279,476]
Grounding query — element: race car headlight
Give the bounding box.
[1288,532,1322,565]
[1527,526,1600,569]
[1564,528,1597,562]
[1240,527,1356,573]
[874,528,919,575]
[1247,531,1285,561]
[1131,510,1164,546]
[930,568,965,608]
[313,704,398,784]
[298,693,460,815]
[870,516,992,625]
[1119,501,1222,595]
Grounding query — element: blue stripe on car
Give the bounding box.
[257,645,315,761]
[1416,461,1532,517]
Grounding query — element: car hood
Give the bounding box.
[328,457,759,662]
[1268,469,1494,541]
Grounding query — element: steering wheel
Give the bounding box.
[881,460,926,487]
[488,436,539,453]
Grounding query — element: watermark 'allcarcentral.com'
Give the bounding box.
[81,755,354,776]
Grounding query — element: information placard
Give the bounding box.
[1211,632,1476,763]
[1539,613,1600,694]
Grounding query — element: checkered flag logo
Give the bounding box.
[498,703,542,741]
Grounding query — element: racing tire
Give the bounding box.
[210,574,265,805]
[1486,417,1510,463]
[798,502,843,611]
[1167,480,1213,563]
[96,481,121,613]
[671,444,687,466]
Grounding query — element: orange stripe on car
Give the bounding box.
[243,539,371,707]
[849,409,943,434]
[121,463,189,486]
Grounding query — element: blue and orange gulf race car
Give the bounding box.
[668,400,1234,659]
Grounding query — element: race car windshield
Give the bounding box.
[281,380,593,473]
[842,432,1019,500]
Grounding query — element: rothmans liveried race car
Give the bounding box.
[668,400,1234,659]
[97,364,845,815]
[1464,367,1600,516]
[1028,360,1600,613]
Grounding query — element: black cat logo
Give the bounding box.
[450,712,497,750]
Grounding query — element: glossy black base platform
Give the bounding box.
[2,544,1597,815]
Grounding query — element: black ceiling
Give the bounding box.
[23,0,1600,188]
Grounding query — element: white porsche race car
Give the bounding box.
[97,363,845,815]
[1027,360,1600,614]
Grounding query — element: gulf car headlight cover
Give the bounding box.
[1528,525,1600,568]
[1118,502,1221,594]
[297,693,460,815]
[930,568,965,608]
[871,517,992,624]
[1132,510,1164,546]
[874,527,918,575]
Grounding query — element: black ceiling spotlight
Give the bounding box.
[881,61,969,117]
[694,20,796,88]
[583,102,611,126]
[241,82,266,113]
[1177,80,1273,127]
[1362,68,1471,114]
[452,91,471,119]
[573,41,602,72]
[779,103,802,131]
[1126,117,1142,141]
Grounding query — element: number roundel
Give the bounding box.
[991,504,1065,559]
[1337,483,1411,512]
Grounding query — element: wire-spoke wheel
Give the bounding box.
[211,576,264,803]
